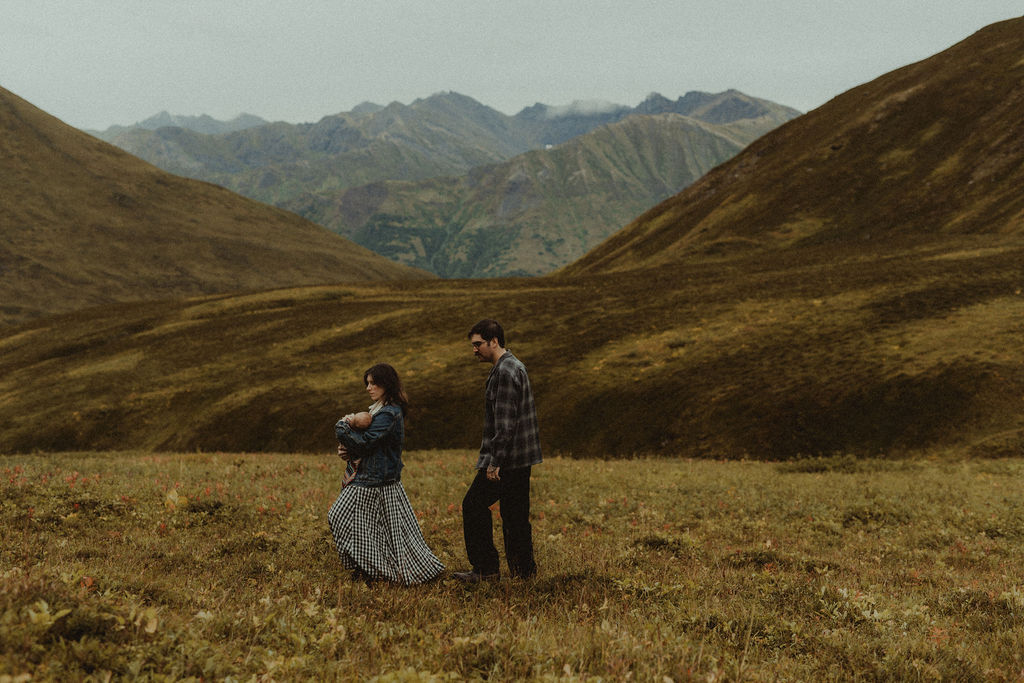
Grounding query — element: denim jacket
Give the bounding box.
[335,404,404,487]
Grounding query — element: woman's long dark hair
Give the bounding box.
[363,363,409,416]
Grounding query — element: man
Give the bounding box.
[453,319,542,582]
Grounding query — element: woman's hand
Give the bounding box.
[337,444,351,461]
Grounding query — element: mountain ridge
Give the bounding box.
[89,90,800,242]
[91,90,798,276]
[87,111,269,137]
[288,110,785,276]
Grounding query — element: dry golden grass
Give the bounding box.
[1,236,1021,461]
[2,450,1023,680]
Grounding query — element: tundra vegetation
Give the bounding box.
[2,450,1022,680]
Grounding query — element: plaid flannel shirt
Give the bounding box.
[476,351,542,470]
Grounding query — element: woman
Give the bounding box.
[327,363,444,585]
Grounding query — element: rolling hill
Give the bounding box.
[2,20,1022,459]
[564,16,1024,274]
[0,86,430,326]
[287,112,784,277]
[0,243,1019,458]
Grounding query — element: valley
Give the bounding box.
[91,90,801,277]
[1,17,1022,460]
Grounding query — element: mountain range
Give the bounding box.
[87,111,269,137]
[0,86,429,327]
[286,107,789,277]
[90,90,801,276]
[2,17,1023,458]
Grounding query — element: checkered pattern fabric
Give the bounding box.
[476,351,543,470]
[327,482,444,585]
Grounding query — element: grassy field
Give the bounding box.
[2,450,1023,680]
[4,238,1023,461]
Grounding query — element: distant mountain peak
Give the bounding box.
[641,92,673,106]
[350,101,384,116]
[103,111,269,136]
[633,90,801,122]
[422,90,476,102]
[137,110,175,128]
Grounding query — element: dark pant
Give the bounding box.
[462,466,536,578]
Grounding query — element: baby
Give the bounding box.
[338,411,373,486]
[343,411,373,430]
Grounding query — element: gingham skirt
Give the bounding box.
[327,481,444,585]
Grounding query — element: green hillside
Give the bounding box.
[289,113,779,277]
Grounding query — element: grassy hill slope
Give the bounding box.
[564,17,1024,274]
[1,239,1021,458]
[0,86,430,326]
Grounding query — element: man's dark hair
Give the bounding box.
[363,363,409,416]
[468,319,505,348]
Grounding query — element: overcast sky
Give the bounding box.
[4,1,1021,130]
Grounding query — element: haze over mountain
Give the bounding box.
[92,90,800,276]
[565,17,1024,274]
[2,19,1023,459]
[0,86,430,326]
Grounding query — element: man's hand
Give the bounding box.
[486,465,500,481]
